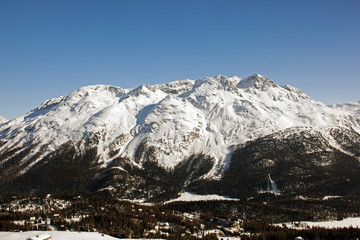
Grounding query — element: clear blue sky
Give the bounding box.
[0,0,359,119]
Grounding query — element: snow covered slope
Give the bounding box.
[0,116,7,124]
[165,192,239,203]
[0,74,359,180]
[328,101,360,116]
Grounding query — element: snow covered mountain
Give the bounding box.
[0,74,359,201]
[0,116,7,124]
[328,101,360,117]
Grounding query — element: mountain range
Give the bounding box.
[0,74,359,202]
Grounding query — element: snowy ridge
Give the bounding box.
[328,101,360,117]
[0,116,7,124]
[0,74,359,178]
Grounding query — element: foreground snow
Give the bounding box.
[166,191,239,203]
[0,231,120,240]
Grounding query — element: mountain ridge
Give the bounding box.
[328,101,360,117]
[0,74,359,201]
[0,116,7,124]
[1,74,358,172]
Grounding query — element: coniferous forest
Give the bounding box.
[1,194,360,239]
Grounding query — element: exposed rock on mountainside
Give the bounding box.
[0,74,359,201]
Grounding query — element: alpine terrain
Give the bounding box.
[329,101,360,116]
[0,116,7,124]
[1,74,359,202]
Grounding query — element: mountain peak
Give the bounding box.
[251,73,265,78]
[237,73,277,90]
[215,74,227,80]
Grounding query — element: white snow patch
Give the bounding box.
[304,217,360,228]
[276,217,360,229]
[322,195,342,200]
[165,192,239,203]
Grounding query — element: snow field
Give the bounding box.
[165,191,240,203]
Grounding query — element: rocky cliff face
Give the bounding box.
[0,74,359,201]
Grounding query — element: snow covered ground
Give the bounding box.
[277,217,360,229]
[0,231,121,240]
[165,191,239,203]
[304,217,360,228]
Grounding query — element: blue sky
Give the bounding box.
[0,0,359,119]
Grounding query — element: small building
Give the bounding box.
[29,217,36,223]
[26,233,51,240]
